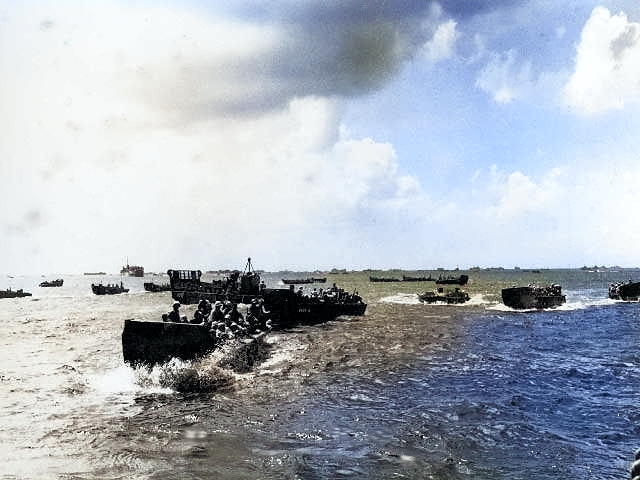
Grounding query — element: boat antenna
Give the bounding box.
[243,257,255,274]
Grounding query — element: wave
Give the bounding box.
[379,293,422,305]
[380,293,494,307]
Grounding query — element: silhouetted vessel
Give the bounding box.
[402,275,434,282]
[143,281,172,292]
[39,279,63,287]
[608,281,640,301]
[501,284,565,309]
[435,274,469,286]
[369,276,401,282]
[92,282,129,295]
[0,288,32,299]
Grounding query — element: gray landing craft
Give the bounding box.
[501,284,566,309]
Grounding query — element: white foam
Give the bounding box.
[379,293,422,305]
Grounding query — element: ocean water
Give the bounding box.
[0,270,638,479]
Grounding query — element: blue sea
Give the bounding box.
[0,269,637,479]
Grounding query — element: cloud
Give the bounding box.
[0,0,428,273]
[475,50,530,103]
[422,20,459,63]
[564,6,640,115]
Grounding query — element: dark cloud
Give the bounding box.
[436,0,521,19]
[142,2,438,120]
[143,1,532,120]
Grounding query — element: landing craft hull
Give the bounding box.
[122,319,216,367]
[0,289,32,299]
[435,275,469,286]
[91,284,129,295]
[256,289,367,329]
[502,286,566,309]
[609,281,640,301]
[143,282,172,292]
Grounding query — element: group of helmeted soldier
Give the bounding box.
[293,282,362,304]
[162,297,271,340]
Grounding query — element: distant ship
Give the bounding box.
[0,288,32,299]
[39,279,63,287]
[435,274,469,286]
[121,262,144,277]
[369,276,401,282]
[402,275,434,282]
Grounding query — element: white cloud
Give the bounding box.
[422,20,458,63]
[564,6,640,115]
[0,3,426,273]
[485,169,560,220]
[475,49,533,104]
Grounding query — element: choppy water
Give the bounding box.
[0,270,638,479]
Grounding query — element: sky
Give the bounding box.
[2,1,640,275]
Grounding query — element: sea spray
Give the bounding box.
[158,360,234,393]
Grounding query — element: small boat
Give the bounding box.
[84,272,106,276]
[91,282,129,295]
[435,274,469,286]
[419,287,469,304]
[143,281,172,292]
[281,277,326,285]
[39,279,63,287]
[608,281,640,301]
[0,288,32,299]
[369,276,401,282]
[501,284,566,309]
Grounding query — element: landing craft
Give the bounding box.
[122,259,367,366]
[501,284,565,309]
